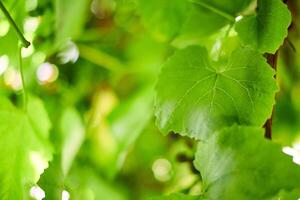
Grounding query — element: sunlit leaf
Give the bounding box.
[194,125,300,199]
[235,0,291,53]
[0,97,52,199]
[155,46,277,139]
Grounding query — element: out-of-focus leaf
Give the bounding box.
[124,34,168,81]
[55,0,91,46]
[0,97,52,199]
[137,0,188,42]
[87,85,153,178]
[38,107,85,198]
[174,0,252,46]
[66,165,128,200]
[108,85,154,154]
[60,108,85,175]
[149,193,200,200]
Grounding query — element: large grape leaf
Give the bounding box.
[194,125,300,200]
[0,97,52,199]
[235,0,291,53]
[155,46,277,139]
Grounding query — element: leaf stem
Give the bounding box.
[18,46,27,112]
[0,1,30,48]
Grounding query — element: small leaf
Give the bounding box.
[0,97,52,199]
[235,0,291,53]
[155,46,277,139]
[194,125,300,199]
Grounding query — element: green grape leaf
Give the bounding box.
[235,0,291,53]
[149,193,200,200]
[137,0,188,41]
[0,97,52,199]
[175,0,252,45]
[194,125,300,200]
[38,156,64,200]
[155,46,277,139]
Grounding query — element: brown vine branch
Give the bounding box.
[263,0,294,139]
[264,52,278,139]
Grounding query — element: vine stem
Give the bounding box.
[263,0,293,139]
[0,1,30,111]
[18,46,27,112]
[264,52,278,139]
[0,1,30,48]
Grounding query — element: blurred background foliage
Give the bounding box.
[0,0,300,199]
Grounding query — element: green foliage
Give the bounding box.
[138,0,188,41]
[194,125,300,199]
[0,97,52,199]
[155,46,277,139]
[149,193,200,200]
[236,0,291,53]
[0,0,299,199]
[55,0,91,46]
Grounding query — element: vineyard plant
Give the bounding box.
[1,0,300,199]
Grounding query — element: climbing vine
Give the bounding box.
[152,0,300,199]
[0,0,300,199]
